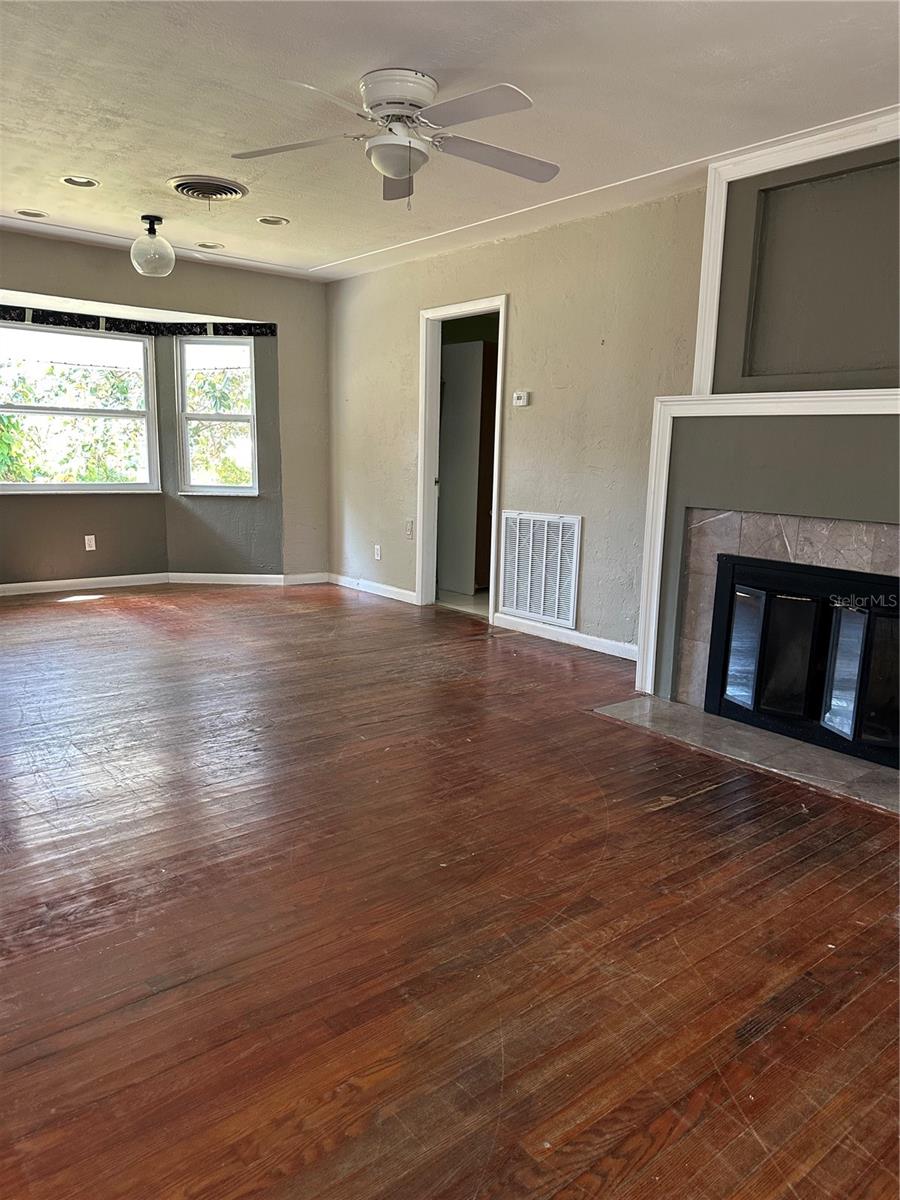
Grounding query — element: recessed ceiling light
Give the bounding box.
[257,215,290,226]
[61,175,100,188]
[16,208,48,219]
[195,241,225,250]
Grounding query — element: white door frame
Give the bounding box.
[415,294,508,616]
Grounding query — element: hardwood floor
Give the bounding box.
[1,584,896,1200]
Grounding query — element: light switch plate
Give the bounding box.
[84,534,96,551]
[512,390,530,407]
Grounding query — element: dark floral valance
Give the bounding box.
[0,304,276,338]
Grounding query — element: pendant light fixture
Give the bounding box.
[130,215,176,277]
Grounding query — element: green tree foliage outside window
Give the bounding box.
[183,363,254,488]
[0,361,147,485]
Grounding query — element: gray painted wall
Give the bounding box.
[656,413,900,696]
[155,337,283,574]
[0,494,167,583]
[327,188,705,648]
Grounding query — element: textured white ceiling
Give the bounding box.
[1,1,897,280]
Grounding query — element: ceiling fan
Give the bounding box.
[232,68,559,201]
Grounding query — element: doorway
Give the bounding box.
[435,314,499,619]
[415,296,507,618]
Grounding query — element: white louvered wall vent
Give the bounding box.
[500,511,582,629]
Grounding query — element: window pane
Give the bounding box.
[182,341,252,414]
[1,411,149,485]
[0,326,145,410]
[724,587,765,708]
[186,419,252,487]
[821,607,867,739]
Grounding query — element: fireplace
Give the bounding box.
[705,555,898,767]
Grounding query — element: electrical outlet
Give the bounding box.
[374,543,381,561]
[84,534,96,551]
[404,520,414,540]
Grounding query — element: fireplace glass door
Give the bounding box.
[705,556,898,768]
[821,607,866,738]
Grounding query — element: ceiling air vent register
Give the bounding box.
[167,176,249,202]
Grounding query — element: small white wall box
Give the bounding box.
[512,390,530,407]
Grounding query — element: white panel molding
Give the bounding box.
[327,573,417,605]
[635,391,900,695]
[691,108,899,395]
[167,573,285,585]
[493,611,637,661]
[0,573,170,596]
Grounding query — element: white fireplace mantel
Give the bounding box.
[634,390,900,694]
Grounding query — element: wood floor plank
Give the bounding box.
[0,585,895,1199]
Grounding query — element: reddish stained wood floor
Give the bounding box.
[0,584,897,1200]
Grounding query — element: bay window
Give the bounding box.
[0,324,158,492]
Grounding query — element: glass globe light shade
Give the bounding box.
[130,229,176,277]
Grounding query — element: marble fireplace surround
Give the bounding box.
[674,509,900,708]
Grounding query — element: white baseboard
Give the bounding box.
[284,572,330,585]
[492,611,638,661]
[1,571,288,596]
[0,572,169,597]
[168,573,285,585]
[327,573,418,605]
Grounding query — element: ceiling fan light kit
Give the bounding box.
[233,67,559,201]
[365,127,430,179]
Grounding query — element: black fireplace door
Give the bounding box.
[705,556,899,768]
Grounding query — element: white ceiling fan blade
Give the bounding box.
[232,134,361,160]
[417,84,532,129]
[282,80,373,122]
[383,174,413,202]
[436,135,559,183]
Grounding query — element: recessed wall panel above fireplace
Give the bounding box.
[713,142,900,393]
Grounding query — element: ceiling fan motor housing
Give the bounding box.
[359,68,438,118]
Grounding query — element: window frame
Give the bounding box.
[0,321,161,494]
[175,335,258,496]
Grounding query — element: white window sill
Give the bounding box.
[0,486,162,495]
[178,489,259,498]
